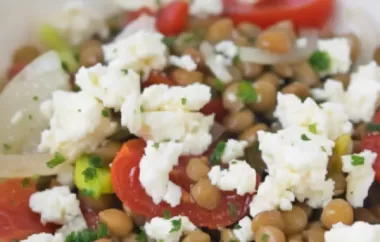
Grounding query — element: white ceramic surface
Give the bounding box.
[0,0,379,75]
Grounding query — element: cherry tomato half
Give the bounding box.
[111,139,255,228]
[223,0,335,29]
[156,1,189,36]
[143,71,176,88]
[200,98,229,123]
[0,179,54,241]
[361,134,380,182]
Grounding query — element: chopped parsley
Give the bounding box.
[301,134,310,141]
[210,141,226,165]
[46,152,66,168]
[308,50,331,72]
[33,96,39,101]
[101,108,110,118]
[321,146,327,152]
[136,228,148,242]
[88,155,104,168]
[261,233,269,241]
[155,0,162,7]
[3,143,11,151]
[81,189,94,197]
[366,123,380,132]
[78,109,82,112]
[227,202,239,218]
[121,69,129,75]
[233,224,242,230]
[232,52,240,65]
[140,106,145,113]
[231,161,237,165]
[61,61,69,73]
[215,78,224,91]
[21,178,30,188]
[28,114,33,120]
[163,36,176,48]
[181,97,187,105]
[351,155,365,166]
[170,219,182,233]
[82,167,97,182]
[237,81,258,104]
[65,222,109,242]
[163,210,171,219]
[153,142,160,149]
[308,123,317,134]
[73,85,81,92]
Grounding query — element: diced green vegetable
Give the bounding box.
[237,81,258,104]
[308,50,331,72]
[210,141,226,165]
[351,155,365,166]
[65,222,109,242]
[74,156,113,199]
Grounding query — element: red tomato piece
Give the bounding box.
[156,1,189,36]
[0,179,55,241]
[372,109,380,124]
[361,134,380,182]
[80,201,99,229]
[223,0,335,29]
[143,71,176,88]
[7,62,27,80]
[125,7,155,24]
[200,98,229,123]
[111,139,255,229]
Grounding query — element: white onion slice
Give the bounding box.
[239,29,318,65]
[200,41,233,83]
[0,154,72,178]
[115,14,157,42]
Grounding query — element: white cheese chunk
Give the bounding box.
[29,186,87,234]
[144,216,196,242]
[21,233,64,242]
[57,166,74,187]
[190,0,223,17]
[275,93,353,141]
[342,150,377,207]
[38,91,117,161]
[208,160,257,195]
[50,0,109,45]
[40,100,54,120]
[317,38,351,77]
[233,216,254,242]
[76,64,141,110]
[140,141,183,206]
[221,139,248,164]
[215,41,238,65]
[169,55,197,71]
[325,222,380,242]
[103,30,167,79]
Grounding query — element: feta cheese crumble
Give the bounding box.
[250,127,335,216]
[76,64,141,110]
[325,222,380,242]
[190,0,223,17]
[215,41,238,65]
[233,216,254,242]
[144,216,196,242]
[274,93,353,141]
[316,38,352,76]
[139,141,183,207]
[50,0,109,45]
[38,91,117,161]
[169,55,197,71]
[29,186,87,235]
[103,30,167,78]
[342,150,377,207]
[21,233,64,242]
[208,160,257,195]
[221,139,248,164]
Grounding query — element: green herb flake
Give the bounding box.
[232,53,240,65]
[82,167,97,182]
[46,152,66,168]
[308,50,331,72]
[215,78,224,92]
[78,109,82,112]
[65,222,109,242]
[163,210,171,219]
[233,224,242,230]
[170,219,182,233]
[231,161,237,165]
[101,108,110,118]
[33,96,39,101]
[73,85,81,92]
[28,114,33,120]
[163,36,176,48]
[21,178,30,188]
[308,123,317,134]
[61,61,69,73]
[237,81,257,104]
[153,142,160,149]
[227,202,239,218]
[351,155,365,166]
[210,141,226,165]
[366,123,380,133]
[181,97,187,105]
[81,189,94,197]
[136,228,148,242]
[88,155,104,168]
[140,106,145,113]
[155,0,162,7]
[97,222,109,238]
[321,146,327,152]
[121,69,129,75]
[261,233,269,241]
[3,143,11,151]
[301,134,310,141]
[229,240,238,242]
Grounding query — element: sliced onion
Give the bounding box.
[115,14,157,42]
[0,154,72,178]
[200,42,233,83]
[211,122,226,142]
[239,29,318,65]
